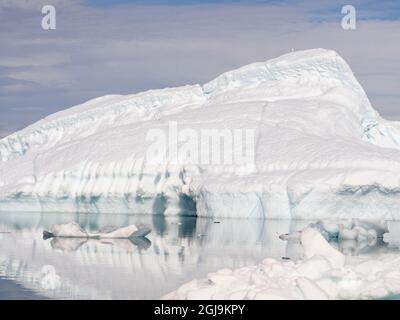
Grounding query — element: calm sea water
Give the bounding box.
[0,212,399,299]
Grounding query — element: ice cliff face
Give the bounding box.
[1,48,400,219]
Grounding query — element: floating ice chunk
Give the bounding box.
[165,228,400,300]
[280,219,388,243]
[338,220,386,241]
[44,222,151,239]
[49,222,88,238]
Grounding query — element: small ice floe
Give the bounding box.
[43,222,151,239]
[279,219,388,242]
[49,236,152,252]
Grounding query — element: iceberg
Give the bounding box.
[1,48,400,219]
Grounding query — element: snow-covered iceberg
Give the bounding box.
[1,48,400,218]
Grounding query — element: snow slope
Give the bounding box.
[1,48,400,218]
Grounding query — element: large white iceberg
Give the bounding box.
[1,48,400,218]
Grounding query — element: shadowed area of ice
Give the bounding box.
[279,219,388,242]
[1,212,400,299]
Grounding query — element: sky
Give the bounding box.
[0,0,399,137]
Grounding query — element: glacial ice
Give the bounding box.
[1,48,400,218]
[279,219,388,242]
[163,228,400,300]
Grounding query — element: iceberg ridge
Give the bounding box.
[1,48,400,219]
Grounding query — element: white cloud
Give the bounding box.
[0,53,71,68]
[7,67,74,87]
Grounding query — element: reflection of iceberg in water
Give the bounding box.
[49,237,152,252]
[0,212,398,299]
[285,235,389,262]
[50,237,88,252]
[281,220,391,260]
[0,212,290,299]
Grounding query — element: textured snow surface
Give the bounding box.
[163,228,400,300]
[1,48,400,218]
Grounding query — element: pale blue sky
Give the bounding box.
[0,0,399,137]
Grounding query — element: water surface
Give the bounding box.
[0,212,399,299]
